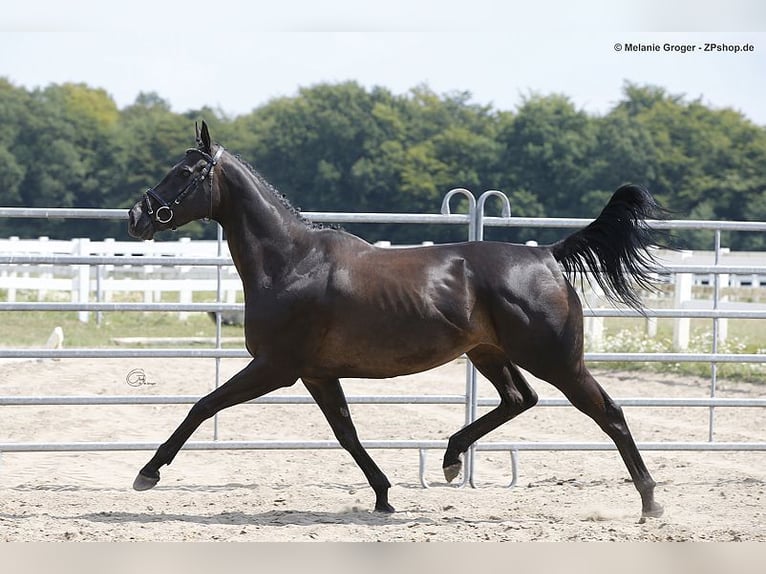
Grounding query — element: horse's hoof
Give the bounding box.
[133,470,160,491]
[374,501,395,513]
[443,461,462,483]
[641,502,664,519]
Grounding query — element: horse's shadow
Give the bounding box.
[76,508,425,527]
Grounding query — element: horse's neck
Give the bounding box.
[218,164,311,290]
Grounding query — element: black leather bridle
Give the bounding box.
[143,146,224,225]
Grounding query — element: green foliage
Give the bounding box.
[596,326,766,382]
[0,77,765,247]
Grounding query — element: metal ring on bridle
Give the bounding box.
[155,205,174,224]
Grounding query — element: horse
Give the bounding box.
[128,121,664,518]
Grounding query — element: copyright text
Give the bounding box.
[614,42,755,54]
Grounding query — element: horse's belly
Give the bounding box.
[310,348,469,379]
[309,314,479,379]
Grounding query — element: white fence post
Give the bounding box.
[718,296,729,344]
[38,236,51,301]
[178,237,192,320]
[646,316,658,338]
[5,236,19,302]
[178,285,192,320]
[71,238,91,323]
[673,254,693,350]
[583,278,605,350]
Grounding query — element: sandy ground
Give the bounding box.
[0,356,764,542]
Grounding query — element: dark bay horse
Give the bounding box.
[128,121,664,518]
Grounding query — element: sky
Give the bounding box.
[1,0,765,124]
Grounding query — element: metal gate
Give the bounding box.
[1,190,765,487]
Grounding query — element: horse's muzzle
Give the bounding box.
[128,203,155,240]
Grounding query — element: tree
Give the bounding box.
[1,79,764,248]
[497,94,597,217]
[0,80,29,237]
[7,83,124,237]
[612,82,766,249]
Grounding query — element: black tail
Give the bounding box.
[550,184,666,311]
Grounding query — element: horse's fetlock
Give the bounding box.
[501,387,537,414]
[523,386,539,410]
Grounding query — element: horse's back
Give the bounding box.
[327,236,573,331]
[324,236,568,317]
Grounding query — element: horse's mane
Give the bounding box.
[228,151,324,230]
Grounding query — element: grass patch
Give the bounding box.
[589,318,766,383]
[0,310,244,349]
[0,289,244,348]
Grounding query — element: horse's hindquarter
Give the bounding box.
[472,242,583,373]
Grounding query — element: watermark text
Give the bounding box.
[614,42,755,54]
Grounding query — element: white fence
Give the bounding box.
[2,236,765,351]
[0,236,242,322]
[1,194,765,487]
[0,236,432,322]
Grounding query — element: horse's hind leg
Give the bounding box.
[547,365,663,518]
[302,377,394,513]
[443,346,538,482]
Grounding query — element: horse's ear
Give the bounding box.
[195,121,202,147]
[200,120,212,154]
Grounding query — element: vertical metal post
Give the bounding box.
[475,191,511,242]
[709,229,721,441]
[440,188,477,240]
[213,223,224,441]
[440,189,477,487]
[467,190,512,487]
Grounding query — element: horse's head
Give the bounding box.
[128,121,224,240]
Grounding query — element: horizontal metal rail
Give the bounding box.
[482,215,766,232]
[586,352,765,363]
[2,395,764,408]
[2,302,766,320]
[660,264,766,274]
[0,208,129,220]
[581,308,766,319]
[0,348,763,362]
[0,207,472,227]
[0,302,244,313]
[1,439,764,453]
[0,394,467,406]
[0,256,763,276]
[478,441,766,452]
[5,438,762,490]
[4,206,766,232]
[0,348,251,359]
[0,254,233,266]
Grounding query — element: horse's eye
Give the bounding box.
[179,168,191,178]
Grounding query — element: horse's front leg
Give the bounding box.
[302,377,394,513]
[133,357,296,490]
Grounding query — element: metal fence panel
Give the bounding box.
[1,190,764,488]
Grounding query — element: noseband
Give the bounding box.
[144,146,224,225]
